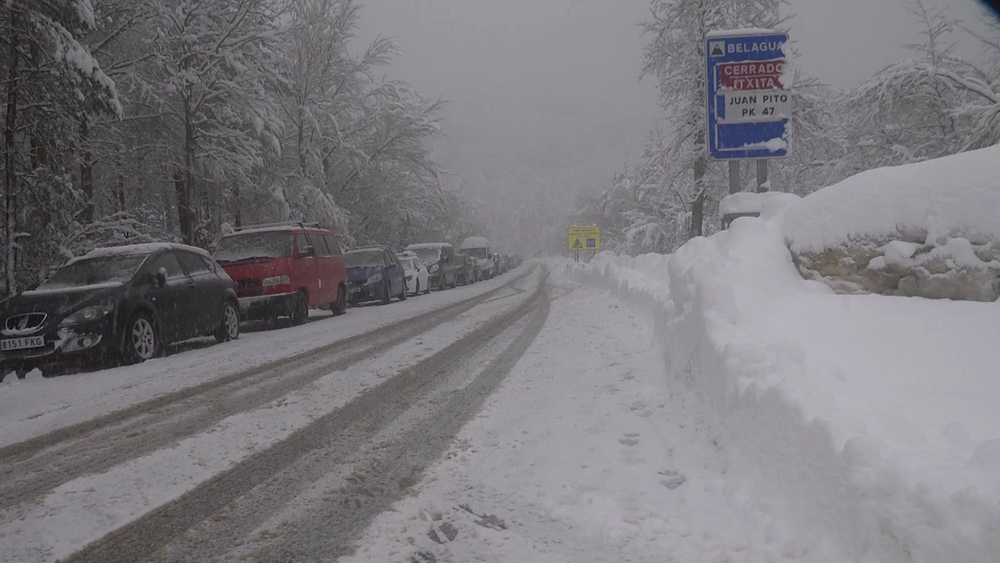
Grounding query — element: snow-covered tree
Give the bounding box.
[847,0,1000,171]
[639,0,785,242]
[1,0,121,297]
[136,0,284,246]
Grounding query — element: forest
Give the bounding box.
[0,0,485,298]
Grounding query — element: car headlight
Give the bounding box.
[429,264,439,273]
[262,275,291,287]
[60,304,114,326]
[366,273,383,285]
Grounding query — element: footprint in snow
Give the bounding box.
[619,433,640,447]
[427,522,458,544]
[658,469,687,490]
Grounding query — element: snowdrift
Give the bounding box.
[562,214,1000,561]
[784,145,1000,254]
[784,145,1000,300]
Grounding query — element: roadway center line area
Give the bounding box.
[0,267,545,562]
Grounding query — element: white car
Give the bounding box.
[399,255,430,295]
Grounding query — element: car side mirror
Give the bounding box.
[299,246,315,258]
[156,267,168,288]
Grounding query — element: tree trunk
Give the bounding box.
[174,168,192,243]
[297,106,307,176]
[116,155,126,212]
[79,115,95,222]
[178,96,196,244]
[233,183,242,228]
[3,6,20,298]
[161,175,175,234]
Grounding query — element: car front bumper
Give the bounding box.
[0,319,116,373]
[238,292,297,320]
[347,282,384,304]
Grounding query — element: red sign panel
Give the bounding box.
[718,59,785,91]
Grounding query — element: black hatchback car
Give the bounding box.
[0,243,240,377]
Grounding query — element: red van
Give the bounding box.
[213,222,348,324]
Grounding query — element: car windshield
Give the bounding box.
[214,232,294,263]
[409,247,441,264]
[399,258,415,270]
[345,250,384,268]
[463,248,488,259]
[35,255,147,291]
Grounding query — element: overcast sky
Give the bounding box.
[354,0,992,243]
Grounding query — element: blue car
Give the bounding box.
[344,247,407,306]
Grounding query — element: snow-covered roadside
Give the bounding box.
[0,269,527,448]
[344,275,805,562]
[563,218,1000,562]
[0,272,538,562]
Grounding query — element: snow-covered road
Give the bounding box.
[343,270,794,562]
[0,266,557,561]
[1,261,821,562]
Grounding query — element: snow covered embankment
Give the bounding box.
[563,219,1000,562]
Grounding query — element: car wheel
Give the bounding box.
[450,273,457,289]
[291,290,309,325]
[332,284,347,316]
[380,282,392,305]
[399,281,407,301]
[215,300,240,343]
[424,279,431,295]
[414,280,420,296]
[123,311,158,365]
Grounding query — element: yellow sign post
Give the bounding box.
[568,226,601,254]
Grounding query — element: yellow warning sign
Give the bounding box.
[568,226,601,251]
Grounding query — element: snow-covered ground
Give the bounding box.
[554,199,1000,559]
[344,272,801,562]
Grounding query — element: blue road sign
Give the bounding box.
[706,31,791,160]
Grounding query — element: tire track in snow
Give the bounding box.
[0,269,537,513]
[63,270,550,562]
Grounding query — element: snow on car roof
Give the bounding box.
[460,237,490,249]
[406,242,451,249]
[346,246,383,253]
[223,225,328,236]
[81,243,210,260]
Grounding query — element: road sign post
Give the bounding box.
[706,31,791,164]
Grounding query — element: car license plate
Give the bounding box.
[1,336,45,352]
[350,286,362,293]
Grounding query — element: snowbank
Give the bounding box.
[784,145,1000,301]
[561,216,1000,561]
[719,191,800,219]
[784,145,1000,254]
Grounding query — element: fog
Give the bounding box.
[355,0,991,251]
